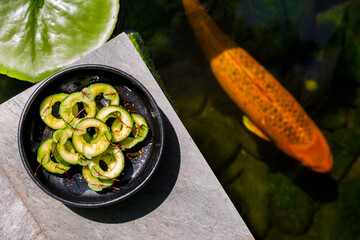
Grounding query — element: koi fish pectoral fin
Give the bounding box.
[242,115,270,142]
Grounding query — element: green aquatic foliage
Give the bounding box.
[126,31,169,97]
[0,0,120,82]
[316,3,345,48]
[335,0,360,84]
[127,32,160,81]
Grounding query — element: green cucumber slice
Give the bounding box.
[59,90,96,128]
[53,127,86,165]
[52,141,72,168]
[72,118,111,159]
[96,105,133,142]
[88,147,125,180]
[40,93,69,129]
[88,83,120,106]
[82,165,114,192]
[119,114,149,149]
[37,139,71,174]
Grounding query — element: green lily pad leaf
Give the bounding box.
[0,0,120,82]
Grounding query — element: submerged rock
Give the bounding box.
[183,97,262,174]
[329,128,360,181]
[222,150,271,239]
[183,101,240,173]
[305,179,360,240]
[347,107,360,131]
[315,105,348,130]
[342,155,360,183]
[266,178,360,240]
[268,173,318,235]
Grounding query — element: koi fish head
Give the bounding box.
[278,124,333,173]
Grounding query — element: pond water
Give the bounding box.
[1,0,360,239]
[123,1,360,239]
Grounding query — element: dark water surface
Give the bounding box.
[1,0,360,239]
[123,1,360,239]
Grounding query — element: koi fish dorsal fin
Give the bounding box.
[242,115,270,142]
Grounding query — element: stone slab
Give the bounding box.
[0,33,253,240]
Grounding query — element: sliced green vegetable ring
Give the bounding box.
[37,139,71,174]
[96,105,133,142]
[73,118,111,159]
[88,83,120,106]
[59,89,96,128]
[52,141,73,168]
[36,82,150,192]
[53,128,86,166]
[40,93,70,129]
[88,147,125,180]
[82,165,114,192]
[119,114,149,149]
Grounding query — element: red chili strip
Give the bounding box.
[112,113,140,130]
[42,98,54,114]
[93,168,119,182]
[56,166,73,183]
[68,104,89,125]
[104,87,126,96]
[81,90,91,100]
[51,132,64,157]
[105,134,127,151]
[64,120,80,131]
[35,155,46,176]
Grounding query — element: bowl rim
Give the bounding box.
[18,64,165,208]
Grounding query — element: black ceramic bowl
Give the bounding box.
[18,64,164,208]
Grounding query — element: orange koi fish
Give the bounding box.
[182,0,333,173]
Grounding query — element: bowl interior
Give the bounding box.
[18,65,164,207]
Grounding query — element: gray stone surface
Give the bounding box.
[0,33,253,240]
